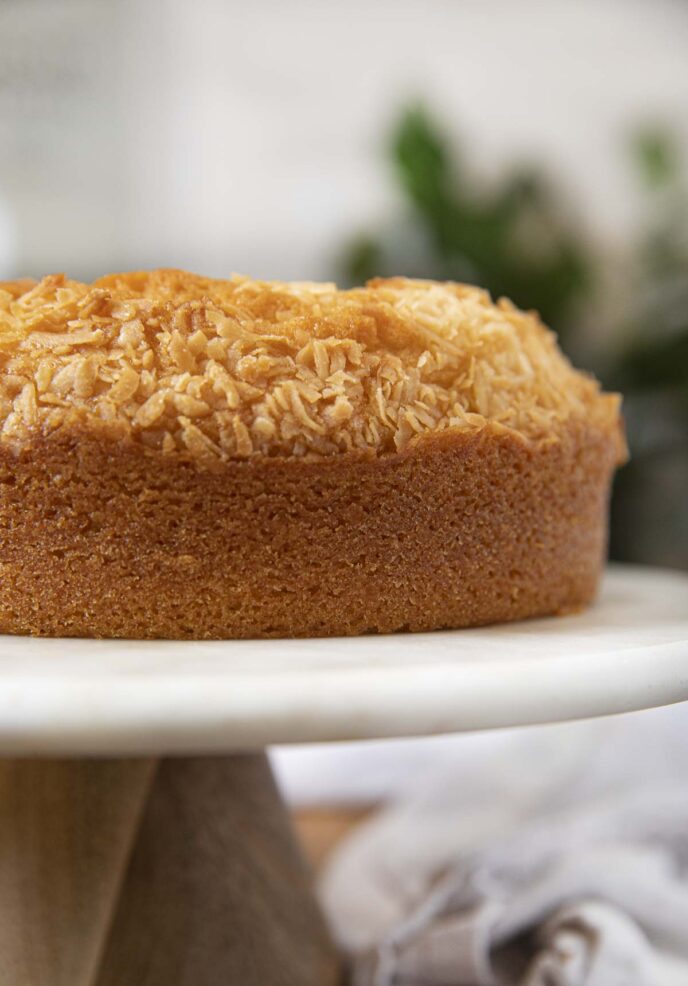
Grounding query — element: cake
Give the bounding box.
[0,270,626,639]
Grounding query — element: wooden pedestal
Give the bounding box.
[0,754,341,985]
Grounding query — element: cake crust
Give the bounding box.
[0,271,626,639]
[0,419,619,639]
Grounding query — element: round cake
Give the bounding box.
[0,270,625,639]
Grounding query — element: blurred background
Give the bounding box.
[2,0,686,570]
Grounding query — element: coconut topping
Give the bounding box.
[0,270,620,460]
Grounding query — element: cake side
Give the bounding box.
[0,419,618,639]
[0,271,625,463]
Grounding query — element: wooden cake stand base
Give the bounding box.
[0,755,340,986]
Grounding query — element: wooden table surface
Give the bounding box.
[294,806,373,872]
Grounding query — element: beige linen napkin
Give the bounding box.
[320,709,688,986]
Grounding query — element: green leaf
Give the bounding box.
[392,105,453,216]
[616,326,688,391]
[344,236,384,285]
[631,128,679,188]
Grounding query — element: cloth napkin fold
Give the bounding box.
[319,707,688,986]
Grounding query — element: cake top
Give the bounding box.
[0,270,622,461]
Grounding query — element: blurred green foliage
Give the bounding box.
[608,127,688,568]
[613,128,688,405]
[342,107,688,568]
[632,128,680,189]
[345,105,590,335]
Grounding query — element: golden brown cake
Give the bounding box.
[0,270,626,639]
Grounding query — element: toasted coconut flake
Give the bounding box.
[233,415,253,456]
[28,328,104,348]
[134,391,166,428]
[108,365,139,403]
[74,356,99,399]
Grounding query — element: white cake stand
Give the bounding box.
[0,564,686,986]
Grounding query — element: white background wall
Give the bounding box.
[0,0,687,280]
